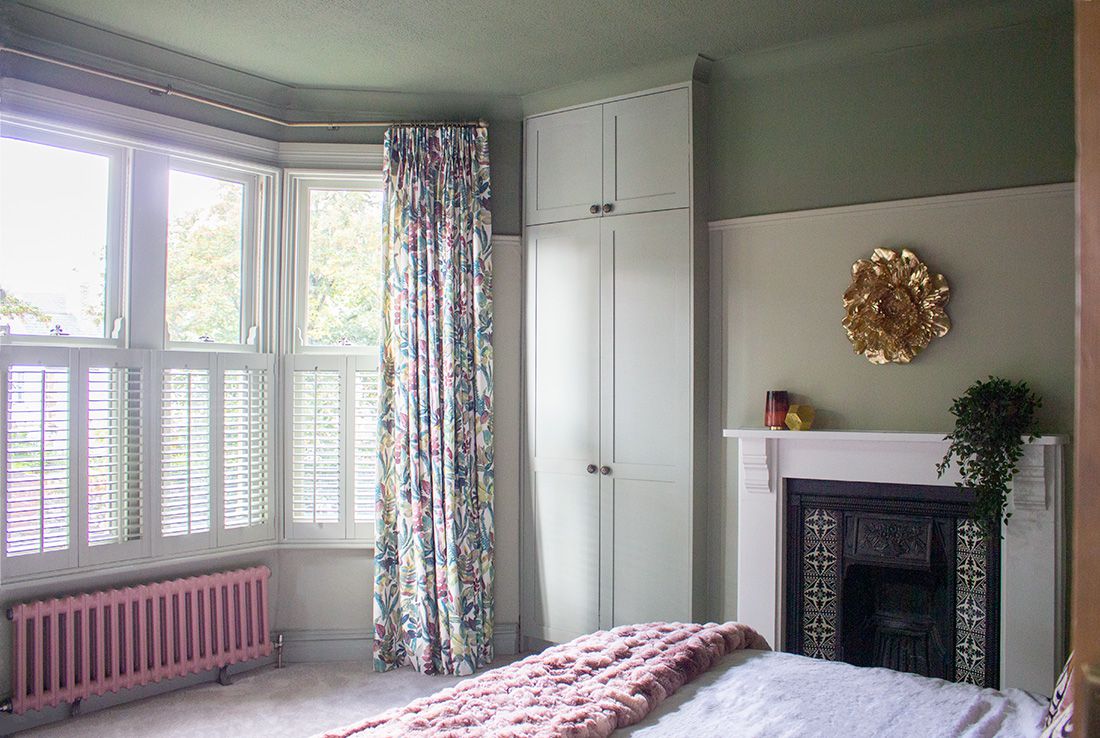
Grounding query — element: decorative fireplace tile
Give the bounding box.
[955,519,989,686]
[802,508,842,660]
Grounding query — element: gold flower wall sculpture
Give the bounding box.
[842,248,951,364]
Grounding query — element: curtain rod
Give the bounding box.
[0,45,487,129]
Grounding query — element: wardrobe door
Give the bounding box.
[601,87,691,218]
[524,219,602,642]
[599,209,692,627]
[524,105,603,226]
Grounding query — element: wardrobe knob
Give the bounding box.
[589,204,600,214]
[586,464,598,474]
[602,203,614,213]
[600,465,611,476]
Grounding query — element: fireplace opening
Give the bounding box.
[841,562,953,679]
[785,479,1000,687]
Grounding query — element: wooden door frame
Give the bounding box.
[1074,1,1100,733]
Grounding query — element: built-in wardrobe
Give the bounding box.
[521,82,709,644]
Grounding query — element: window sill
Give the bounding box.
[1,538,375,591]
[0,335,122,349]
[278,540,375,551]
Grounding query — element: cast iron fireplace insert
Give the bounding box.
[784,478,1001,688]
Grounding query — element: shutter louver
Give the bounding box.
[292,368,341,524]
[86,366,142,546]
[354,369,379,525]
[223,367,269,529]
[4,365,71,557]
[160,368,211,537]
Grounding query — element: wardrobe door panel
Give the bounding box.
[611,478,692,625]
[601,210,691,468]
[529,472,601,642]
[599,209,692,627]
[602,88,690,217]
[524,219,602,642]
[525,105,603,226]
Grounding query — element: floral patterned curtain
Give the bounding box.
[373,125,494,676]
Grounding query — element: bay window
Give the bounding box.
[0,106,380,582]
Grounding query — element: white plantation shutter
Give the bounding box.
[352,361,380,539]
[157,354,214,551]
[220,353,274,544]
[286,356,344,538]
[79,348,150,565]
[1,347,77,575]
[86,367,142,545]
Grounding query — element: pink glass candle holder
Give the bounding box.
[765,390,790,430]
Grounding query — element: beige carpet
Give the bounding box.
[18,657,521,738]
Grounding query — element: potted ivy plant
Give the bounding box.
[936,376,1042,533]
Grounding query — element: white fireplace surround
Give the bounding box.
[724,429,1066,695]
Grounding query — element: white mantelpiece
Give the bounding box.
[724,428,1067,695]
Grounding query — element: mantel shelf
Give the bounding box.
[722,428,1068,445]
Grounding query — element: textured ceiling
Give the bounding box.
[11,0,1038,96]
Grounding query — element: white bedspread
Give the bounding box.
[620,650,1047,738]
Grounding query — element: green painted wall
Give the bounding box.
[719,187,1077,435]
[708,12,1075,219]
[488,121,522,234]
[699,10,1077,621]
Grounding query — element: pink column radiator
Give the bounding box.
[6,565,272,714]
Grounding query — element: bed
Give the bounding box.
[621,649,1045,737]
[316,622,1052,738]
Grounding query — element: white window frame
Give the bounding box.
[0,124,128,347]
[76,347,152,567]
[281,171,383,545]
[287,171,384,355]
[164,157,265,351]
[0,345,80,577]
[217,351,276,546]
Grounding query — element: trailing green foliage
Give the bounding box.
[0,287,51,325]
[937,377,1041,534]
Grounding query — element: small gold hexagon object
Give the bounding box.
[785,404,816,431]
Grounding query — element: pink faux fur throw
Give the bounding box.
[318,621,769,738]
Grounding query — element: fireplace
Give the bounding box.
[784,479,1000,687]
[724,428,1066,694]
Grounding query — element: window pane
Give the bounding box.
[305,189,383,347]
[166,170,244,344]
[0,138,111,337]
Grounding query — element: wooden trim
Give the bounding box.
[707,183,1074,231]
[1075,2,1100,734]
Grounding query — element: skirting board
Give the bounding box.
[280,623,521,664]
